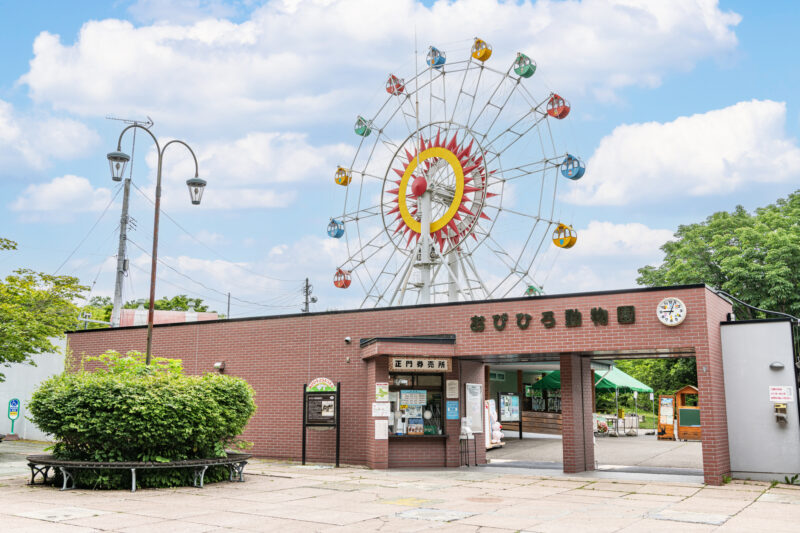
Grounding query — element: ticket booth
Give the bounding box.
[676,385,701,441]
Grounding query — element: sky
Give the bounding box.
[0,0,798,318]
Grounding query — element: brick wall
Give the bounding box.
[66,285,729,483]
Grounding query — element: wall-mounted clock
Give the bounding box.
[657,297,687,326]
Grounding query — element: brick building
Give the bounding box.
[66,284,734,485]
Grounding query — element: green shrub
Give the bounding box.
[28,350,256,489]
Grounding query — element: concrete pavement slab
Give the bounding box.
[649,508,730,525]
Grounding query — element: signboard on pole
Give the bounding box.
[302,380,341,467]
[8,398,20,435]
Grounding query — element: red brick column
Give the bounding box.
[560,354,595,473]
[365,357,389,469]
[698,290,733,485]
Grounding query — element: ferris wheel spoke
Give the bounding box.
[491,158,561,182]
[361,243,412,308]
[340,202,392,224]
[468,63,519,140]
[483,112,548,167]
[388,252,416,306]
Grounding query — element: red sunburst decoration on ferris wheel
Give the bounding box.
[385,130,497,252]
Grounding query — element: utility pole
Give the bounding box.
[227,292,231,319]
[302,278,317,313]
[110,176,131,328]
[108,115,152,327]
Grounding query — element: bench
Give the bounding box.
[26,452,252,493]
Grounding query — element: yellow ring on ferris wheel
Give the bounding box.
[398,147,465,235]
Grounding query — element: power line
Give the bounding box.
[126,218,303,305]
[54,183,123,274]
[127,238,297,310]
[129,181,303,283]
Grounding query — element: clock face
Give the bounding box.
[657,297,687,326]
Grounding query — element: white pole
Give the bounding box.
[420,191,432,304]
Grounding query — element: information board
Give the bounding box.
[465,383,483,434]
[302,381,341,467]
[305,393,337,425]
[498,393,520,422]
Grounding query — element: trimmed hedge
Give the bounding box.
[28,351,256,488]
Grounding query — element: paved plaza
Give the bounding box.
[2,441,800,532]
[489,434,703,473]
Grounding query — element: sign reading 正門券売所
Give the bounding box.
[390,357,451,372]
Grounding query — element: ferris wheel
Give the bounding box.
[328,38,585,307]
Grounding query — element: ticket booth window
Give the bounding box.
[388,374,444,436]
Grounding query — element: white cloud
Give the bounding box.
[142,130,351,210]
[0,100,99,171]
[11,175,113,215]
[122,234,355,315]
[564,100,800,205]
[20,0,740,128]
[180,229,226,245]
[568,221,673,257]
[168,131,353,185]
[536,220,672,294]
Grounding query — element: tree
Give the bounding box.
[637,190,800,318]
[123,294,213,313]
[0,265,87,381]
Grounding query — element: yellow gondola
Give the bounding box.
[471,38,492,62]
[552,223,577,249]
[334,166,352,186]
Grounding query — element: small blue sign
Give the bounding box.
[446,400,459,420]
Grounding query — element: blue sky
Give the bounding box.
[0,0,798,316]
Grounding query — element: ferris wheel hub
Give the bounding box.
[411,175,428,196]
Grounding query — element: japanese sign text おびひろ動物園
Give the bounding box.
[471,306,635,332]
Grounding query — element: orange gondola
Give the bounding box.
[546,93,570,119]
[334,268,352,289]
[386,74,405,95]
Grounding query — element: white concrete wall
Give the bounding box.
[721,320,800,481]
[0,338,65,441]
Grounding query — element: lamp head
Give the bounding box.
[107,151,131,182]
[186,176,207,205]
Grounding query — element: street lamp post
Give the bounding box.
[107,125,206,365]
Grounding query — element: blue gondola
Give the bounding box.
[560,154,585,180]
[427,46,446,69]
[327,218,344,238]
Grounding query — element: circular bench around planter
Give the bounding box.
[26,452,252,493]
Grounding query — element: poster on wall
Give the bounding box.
[375,382,389,401]
[446,380,459,399]
[465,383,483,434]
[446,400,459,420]
[372,402,390,417]
[498,393,520,422]
[375,419,388,440]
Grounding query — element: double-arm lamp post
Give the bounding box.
[107,125,206,365]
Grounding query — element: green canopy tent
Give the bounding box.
[531,367,652,393]
[532,367,653,427]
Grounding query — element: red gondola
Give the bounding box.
[386,74,405,95]
[547,93,570,119]
[333,268,352,289]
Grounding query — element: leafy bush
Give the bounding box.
[28,350,256,488]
